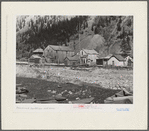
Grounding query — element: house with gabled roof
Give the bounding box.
[97,54,133,67]
[64,55,80,66]
[78,49,99,65]
[44,45,74,63]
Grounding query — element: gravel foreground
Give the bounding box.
[16,65,133,90]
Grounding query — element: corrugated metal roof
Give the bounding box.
[48,45,73,51]
[33,48,43,53]
[83,49,98,54]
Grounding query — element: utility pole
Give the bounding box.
[79,22,81,65]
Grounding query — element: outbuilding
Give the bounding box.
[64,55,80,66]
[28,55,42,64]
[33,48,44,57]
[97,54,128,67]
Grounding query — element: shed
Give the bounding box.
[64,55,80,66]
[28,55,42,64]
[97,54,126,67]
[33,48,44,56]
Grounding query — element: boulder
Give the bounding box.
[55,94,66,101]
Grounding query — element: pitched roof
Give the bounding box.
[98,54,125,61]
[33,48,43,53]
[65,55,79,61]
[114,54,125,61]
[30,55,41,59]
[82,49,98,54]
[48,45,73,51]
[103,54,113,59]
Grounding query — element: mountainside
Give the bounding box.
[68,16,133,57]
[16,15,133,59]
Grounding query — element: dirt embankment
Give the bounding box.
[16,65,133,91]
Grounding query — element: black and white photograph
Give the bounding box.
[2,1,148,130]
[16,15,133,104]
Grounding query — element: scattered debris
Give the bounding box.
[16,84,29,102]
[51,90,56,94]
[47,90,51,92]
[68,91,73,94]
[55,94,66,101]
[16,77,127,104]
[22,98,36,103]
[57,85,62,88]
[16,87,29,94]
[17,94,28,98]
[71,97,94,104]
[104,88,133,104]
[36,100,58,103]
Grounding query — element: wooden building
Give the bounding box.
[33,48,44,57]
[64,55,80,66]
[78,49,99,65]
[44,45,74,63]
[97,54,127,67]
[28,55,42,64]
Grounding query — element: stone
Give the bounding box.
[58,85,62,88]
[68,91,73,94]
[18,94,28,98]
[71,97,94,104]
[51,90,56,93]
[22,98,36,103]
[76,97,80,100]
[55,94,66,101]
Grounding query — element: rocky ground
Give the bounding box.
[16,77,121,103]
[16,65,133,91]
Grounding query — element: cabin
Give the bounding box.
[97,54,128,67]
[33,48,44,57]
[44,45,74,63]
[64,55,80,66]
[28,55,42,64]
[78,49,99,65]
[97,54,133,67]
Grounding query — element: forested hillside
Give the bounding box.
[16,15,133,59]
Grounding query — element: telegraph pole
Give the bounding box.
[79,22,81,65]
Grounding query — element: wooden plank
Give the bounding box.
[36,97,55,101]
[22,98,36,103]
[36,100,58,103]
[71,97,94,104]
[104,96,133,104]
[16,84,23,87]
